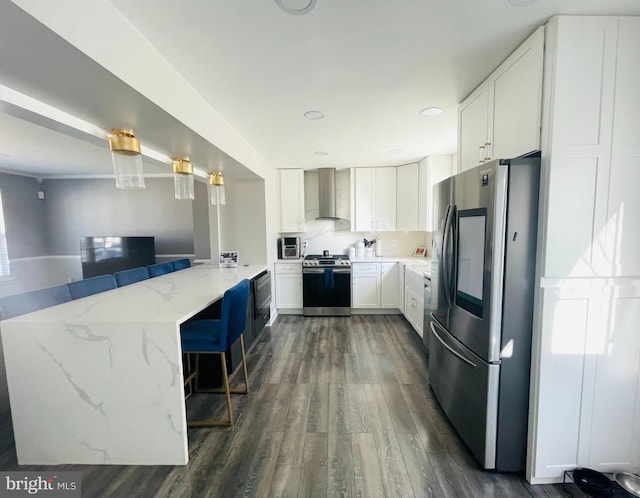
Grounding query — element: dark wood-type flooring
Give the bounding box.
[0,315,585,497]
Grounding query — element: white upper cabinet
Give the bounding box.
[352,167,397,231]
[458,86,491,172]
[396,163,420,231]
[458,26,544,172]
[278,169,305,233]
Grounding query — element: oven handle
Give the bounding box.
[303,268,351,274]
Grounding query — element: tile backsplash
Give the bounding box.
[284,219,432,258]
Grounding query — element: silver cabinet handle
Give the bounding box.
[430,321,476,368]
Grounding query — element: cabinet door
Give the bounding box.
[279,169,305,233]
[354,168,375,231]
[380,263,401,308]
[353,276,380,308]
[608,17,640,276]
[491,26,544,160]
[458,84,490,172]
[275,274,302,308]
[374,167,397,231]
[396,163,420,231]
[352,266,380,308]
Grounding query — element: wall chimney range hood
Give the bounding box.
[317,168,337,219]
[304,168,350,222]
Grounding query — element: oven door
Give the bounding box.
[303,267,351,316]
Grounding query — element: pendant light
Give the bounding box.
[172,157,194,200]
[209,172,226,205]
[109,129,145,189]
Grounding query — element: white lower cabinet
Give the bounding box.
[403,267,424,337]
[274,262,302,309]
[353,262,403,310]
[352,263,380,308]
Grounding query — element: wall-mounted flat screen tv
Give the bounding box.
[80,236,156,278]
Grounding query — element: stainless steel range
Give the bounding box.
[302,254,351,316]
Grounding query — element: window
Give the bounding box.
[0,192,10,276]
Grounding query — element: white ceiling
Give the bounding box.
[1,0,640,178]
[109,0,640,169]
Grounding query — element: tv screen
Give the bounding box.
[80,236,156,278]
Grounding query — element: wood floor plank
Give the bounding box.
[240,431,284,497]
[328,432,355,497]
[346,383,371,433]
[284,383,313,433]
[363,383,395,433]
[397,432,443,498]
[297,432,328,498]
[278,352,303,384]
[262,382,295,432]
[380,379,418,434]
[329,383,350,433]
[344,352,363,384]
[351,432,385,498]
[268,431,306,497]
[372,430,415,498]
[307,382,330,433]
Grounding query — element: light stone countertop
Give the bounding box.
[0,263,267,466]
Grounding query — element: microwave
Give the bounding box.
[278,237,301,259]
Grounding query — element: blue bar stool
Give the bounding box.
[0,285,72,320]
[68,275,116,299]
[147,262,174,277]
[180,279,250,427]
[171,258,191,271]
[113,267,150,287]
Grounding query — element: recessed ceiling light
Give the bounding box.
[508,0,541,6]
[314,151,328,156]
[419,107,442,117]
[304,110,325,120]
[390,149,403,154]
[276,0,316,15]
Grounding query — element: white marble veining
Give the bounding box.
[0,264,266,465]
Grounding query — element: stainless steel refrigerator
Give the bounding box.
[427,157,540,471]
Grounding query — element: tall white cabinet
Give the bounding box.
[527,16,640,483]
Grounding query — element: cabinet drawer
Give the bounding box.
[353,263,380,275]
[274,263,302,274]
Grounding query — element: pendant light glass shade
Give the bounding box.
[109,129,145,189]
[209,172,226,205]
[172,157,194,200]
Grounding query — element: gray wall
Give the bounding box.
[220,177,267,265]
[0,173,48,417]
[43,177,195,256]
[192,180,211,259]
[0,172,48,259]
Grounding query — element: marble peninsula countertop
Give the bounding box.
[0,263,267,466]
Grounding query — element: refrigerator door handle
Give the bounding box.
[430,321,476,368]
[449,204,458,303]
[440,205,454,308]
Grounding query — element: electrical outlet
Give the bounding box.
[392,240,398,247]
